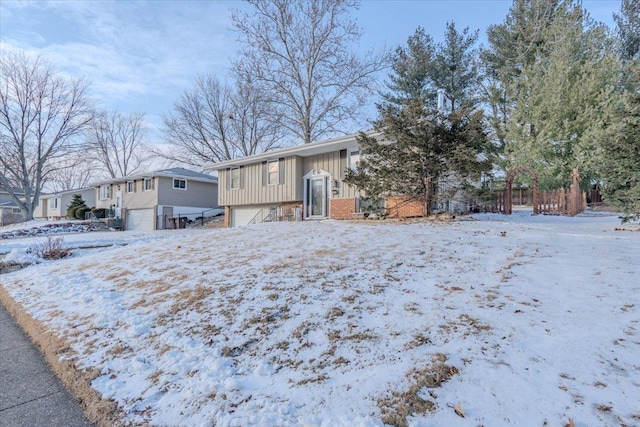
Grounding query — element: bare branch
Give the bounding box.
[0,50,92,220]
[85,109,148,178]
[232,0,389,144]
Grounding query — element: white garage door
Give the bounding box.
[127,209,154,231]
[231,207,262,227]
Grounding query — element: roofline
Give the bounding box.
[39,187,94,197]
[90,171,218,187]
[206,131,379,170]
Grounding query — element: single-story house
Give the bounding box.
[91,168,220,231]
[33,187,97,220]
[207,132,429,227]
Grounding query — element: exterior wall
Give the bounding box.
[303,151,359,200]
[33,199,47,218]
[46,197,63,218]
[0,208,24,226]
[156,177,218,209]
[330,197,357,219]
[224,206,231,227]
[95,183,117,209]
[385,196,426,218]
[122,179,158,209]
[219,157,301,206]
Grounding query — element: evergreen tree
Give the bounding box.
[615,0,640,92]
[346,104,491,216]
[601,65,640,222]
[382,27,436,107]
[346,28,491,215]
[432,22,481,112]
[614,0,640,63]
[66,194,88,220]
[484,0,619,189]
[482,0,561,152]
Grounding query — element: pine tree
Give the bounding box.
[66,194,89,220]
[601,65,640,222]
[484,1,619,189]
[346,104,491,216]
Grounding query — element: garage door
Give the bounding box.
[127,209,155,231]
[231,207,262,227]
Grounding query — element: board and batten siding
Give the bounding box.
[219,157,303,206]
[303,150,359,199]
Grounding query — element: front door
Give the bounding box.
[114,192,122,219]
[306,176,327,218]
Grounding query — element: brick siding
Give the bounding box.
[330,198,356,219]
[385,196,425,218]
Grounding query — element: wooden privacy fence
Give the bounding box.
[478,168,587,216]
[537,187,587,216]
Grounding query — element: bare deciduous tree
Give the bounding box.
[87,110,147,178]
[45,153,95,192]
[0,51,92,220]
[158,74,282,167]
[232,0,389,144]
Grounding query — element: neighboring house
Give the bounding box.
[33,188,97,220]
[208,132,430,227]
[0,187,25,226]
[91,168,220,231]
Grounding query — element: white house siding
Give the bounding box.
[219,157,302,206]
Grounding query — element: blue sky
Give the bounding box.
[1,0,620,142]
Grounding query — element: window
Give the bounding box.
[99,185,112,200]
[143,178,153,191]
[48,198,58,209]
[356,197,385,215]
[126,181,135,193]
[230,167,241,190]
[12,208,21,214]
[267,160,279,185]
[173,178,187,190]
[348,149,360,170]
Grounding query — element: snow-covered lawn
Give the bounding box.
[1,212,639,426]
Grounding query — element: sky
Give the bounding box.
[0,0,621,144]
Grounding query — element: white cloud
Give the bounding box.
[1,0,239,126]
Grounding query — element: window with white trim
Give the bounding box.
[348,149,361,170]
[99,185,112,200]
[48,198,58,209]
[126,181,135,193]
[143,178,153,191]
[173,178,187,190]
[230,167,241,190]
[267,160,279,185]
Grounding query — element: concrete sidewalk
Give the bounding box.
[0,303,93,427]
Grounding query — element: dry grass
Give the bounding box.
[378,353,458,427]
[0,285,124,427]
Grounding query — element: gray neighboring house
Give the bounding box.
[33,188,97,220]
[92,168,220,231]
[0,187,25,226]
